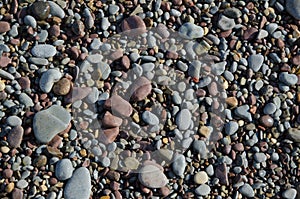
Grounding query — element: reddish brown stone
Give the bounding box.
[7,126,24,148]
[243,27,258,40]
[49,25,60,37]
[0,21,10,33]
[260,115,274,128]
[121,15,146,34]
[12,188,23,199]
[3,168,13,178]
[121,55,130,70]
[0,55,11,67]
[100,127,120,144]
[102,111,123,128]
[104,95,133,117]
[130,77,152,101]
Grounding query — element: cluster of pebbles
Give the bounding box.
[0,0,300,199]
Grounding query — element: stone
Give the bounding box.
[282,188,297,199]
[104,95,133,117]
[225,121,239,135]
[12,188,23,199]
[31,44,57,58]
[102,111,123,128]
[286,0,300,20]
[139,164,168,188]
[179,22,204,39]
[124,157,140,170]
[224,7,242,18]
[33,155,47,167]
[194,171,209,184]
[239,183,254,198]
[176,109,192,130]
[19,93,34,107]
[279,72,298,86]
[254,152,267,162]
[234,105,252,121]
[211,61,226,75]
[28,57,49,65]
[30,1,51,20]
[53,78,71,95]
[33,105,71,143]
[130,76,152,101]
[24,15,37,28]
[3,169,13,178]
[188,60,201,79]
[248,54,264,72]
[263,103,276,115]
[7,126,23,148]
[39,69,62,93]
[215,163,228,185]
[287,128,300,142]
[0,55,11,67]
[193,140,208,159]
[172,154,186,177]
[260,115,274,128]
[121,15,146,34]
[100,127,120,144]
[0,21,11,33]
[55,159,74,181]
[101,17,110,31]
[226,97,238,107]
[7,116,22,126]
[218,15,235,31]
[195,184,211,196]
[64,167,91,199]
[48,1,65,18]
[0,69,14,80]
[142,111,159,126]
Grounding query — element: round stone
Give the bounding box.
[282,188,297,199]
[55,159,74,181]
[53,78,71,95]
[138,164,168,188]
[195,184,211,196]
[30,1,51,20]
[194,171,209,184]
[260,115,274,128]
[176,109,192,130]
[239,183,254,198]
[179,22,204,39]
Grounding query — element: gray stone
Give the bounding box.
[239,183,254,198]
[172,154,186,177]
[7,116,22,126]
[31,44,57,58]
[19,93,34,107]
[263,103,276,115]
[195,184,211,196]
[254,152,267,163]
[188,60,201,79]
[234,105,252,122]
[176,109,192,130]
[28,57,49,65]
[179,22,204,39]
[224,7,242,18]
[286,0,300,20]
[193,140,208,159]
[218,15,235,31]
[257,29,269,39]
[109,4,119,15]
[33,105,71,143]
[177,61,188,72]
[266,23,278,34]
[39,69,62,93]
[279,72,298,86]
[101,17,110,31]
[287,128,300,142]
[248,54,264,72]
[48,1,65,18]
[64,167,91,199]
[211,61,226,75]
[282,188,297,199]
[142,111,159,125]
[16,179,28,189]
[55,159,74,181]
[24,15,37,28]
[0,69,14,80]
[225,121,239,135]
[138,164,168,188]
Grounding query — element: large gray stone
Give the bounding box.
[286,0,300,20]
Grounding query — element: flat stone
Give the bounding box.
[225,121,239,135]
[104,95,133,117]
[48,1,65,18]
[64,167,91,199]
[254,152,267,162]
[102,111,123,128]
[211,61,226,75]
[195,184,211,196]
[282,188,297,199]
[224,7,242,18]
[139,164,168,188]
[142,111,159,126]
[188,60,201,79]
[286,0,300,20]
[234,105,252,121]
[193,140,208,159]
[215,163,228,185]
[55,159,74,181]
[0,55,11,67]
[218,15,235,31]
[239,183,254,198]
[194,171,209,184]
[31,44,57,58]
[100,127,120,144]
[12,188,23,199]
[33,105,71,143]
[130,76,152,101]
[0,21,11,33]
[263,103,276,115]
[7,126,23,148]
[7,116,22,126]
[121,15,146,34]
[248,54,264,72]
[24,15,37,28]
[28,57,49,65]
[39,69,62,93]
[176,109,192,130]
[287,128,300,142]
[279,72,298,86]
[172,154,186,177]
[19,93,34,107]
[0,69,14,80]
[179,22,204,39]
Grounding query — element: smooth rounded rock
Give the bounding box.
[286,0,300,20]
[7,126,23,148]
[279,72,298,86]
[248,54,264,72]
[30,1,51,20]
[55,159,74,181]
[138,164,168,188]
[32,44,57,58]
[142,111,159,126]
[39,69,62,93]
[282,188,297,199]
[176,109,192,130]
[179,22,204,39]
[195,184,211,196]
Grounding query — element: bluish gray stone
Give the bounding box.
[282,188,297,199]
[55,159,74,181]
[254,152,267,163]
[101,17,110,31]
[263,103,276,115]
[179,22,204,39]
[33,105,71,143]
[109,4,119,15]
[142,111,159,125]
[24,15,37,28]
[32,44,56,58]
[48,1,65,18]
[7,116,22,126]
[64,167,91,199]
[286,0,300,20]
[19,93,34,107]
[234,105,252,122]
[188,60,201,79]
[218,15,235,30]
[195,184,211,196]
[248,54,264,72]
[211,61,226,75]
[239,183,254,198]
[0,69,14,80]
[39,69,62,93]
[279,72,298,86]
[28,57,49,65]
[176,109,192,130]
[172,154,186,178]
[225,121,239,135]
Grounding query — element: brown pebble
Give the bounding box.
[7,125,24,148]
[100,127,120,144]
[121,55,130,70]
[130,76,152,101]
[121,15,146,34]
[160,186,170,197]
[102,111,123,128]
[226,97,238,107]
[53,78,71,95]
[18,77,31,89]
[33,155,47,167]
[49,25,60,37]
[12,188,23,199]
[233,143,244,152]
[260,115,274,128]
[0,55,11,67]
[3,168,13,178]
[104,95,133,117]
[0,21,11,33]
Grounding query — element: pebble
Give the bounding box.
[102,111,123,128]
[28,57,49,65]
[39,69,62,93]
[263,103,276,115]
[48,1,65,18]
[224,7,242,18]
[172,154,186,177]
[179,22,204,39]
[8,126,24,148]
[12,188,23,199]
[121,15,146,34]
[24,15,37,28]
[0,21,11,33]
[239,183,254,198]
[53,78,71,95]
[188,60,201,79]
[279,72,298,86]
[287,128,300,142]
[286,0,300,20]
[254,152,267,163]
[64,167,91,199]
[31,44,57,58]
[7,116,22,126]
[248,54,264,72]
[30,1,51,20]
[176,109,192,130]
[0,69,15,80]
[19,93,34,107]
[33,105,71,143]
[195,184,211,196]
[138,164,168,188]
[211,61,226,75]
[104,95,133,117]
[234,105,252,121]
[282,188,297,199]
[130,76,152,101]
[218,15,235,31]
[225,121,239,135]
[16,180,28,189]
[55,159,74,181]
[142,111,159,126]
[194,171,209,184]
[260,115,274,128]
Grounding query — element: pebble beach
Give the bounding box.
[0,0,300,199]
